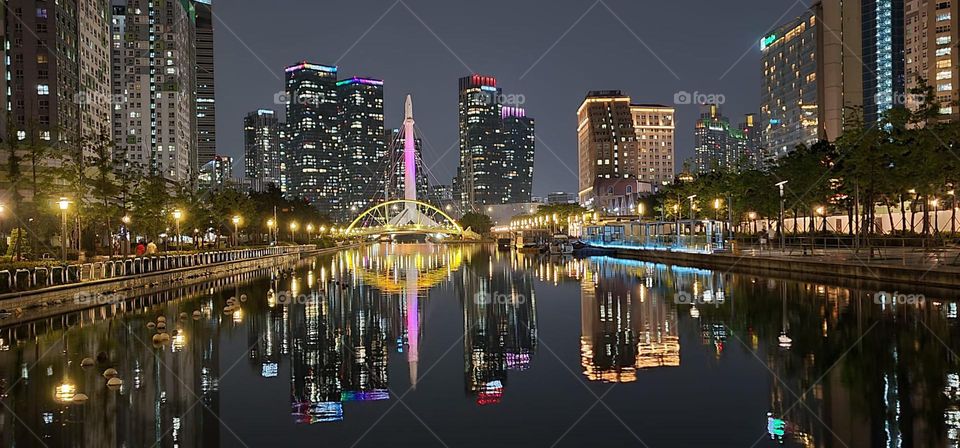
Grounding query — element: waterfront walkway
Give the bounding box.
[733,245,960,274]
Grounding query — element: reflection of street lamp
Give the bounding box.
[172,209,183,251]
[55,382,76,403]
[58,198,70,262]
[232,215,241,247]
[775,181,788,249]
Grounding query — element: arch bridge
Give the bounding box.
[345,199,475,239]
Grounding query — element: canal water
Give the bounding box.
[1,244,958,447]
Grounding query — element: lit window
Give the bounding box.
[37,84,49,95]
[937,70,953,80]
[937,36,952,45]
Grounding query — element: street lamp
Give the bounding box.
[57,198,70,262]
[931,198,941,234]
[232,215,241,247]
[748,211,757,234]
[267,219,276,245]
[687,195,697,223]
[775,181,788,249]
[306,224,314,242]
[172,209,183,251]
[121,215,132,258]
[289,222,298,243]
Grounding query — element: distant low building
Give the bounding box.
[546,192,577,205]
[482,203,541,227]
[591,178,652,216]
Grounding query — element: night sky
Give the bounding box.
[214,0,809,196]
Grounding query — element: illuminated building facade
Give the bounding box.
[738,113,764,170]
[198,155,233,190]
[577,91,639,205]
[338,77,386,214]
[243,109,281,190]
[905,0,959,121]
[193,0,216,171]
[862,0,905,124]
[760,8,819,160]
[3,0,111,162]
[501,107,536,203]
[694,104,747,174]
[456,74,504,210]
[631,104,675,188]
[284,62,340,213]
[111,0,197,184]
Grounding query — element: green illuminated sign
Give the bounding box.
[760,34,778,50]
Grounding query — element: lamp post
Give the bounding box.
[289,222,298,243]
[232,215,241,247]
[306,224,314,242]
[815,206,826,233]
[267,219,276,245]
[121,215,131,258]
[931,198,940,234]
[172,209,183,252]
[58,198,70,263]
[748,212,757,234]
[775,181,788,249]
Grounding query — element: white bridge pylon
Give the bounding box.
[389,94,439,228]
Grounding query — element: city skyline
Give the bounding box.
[212,0,809,196]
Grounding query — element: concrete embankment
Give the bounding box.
[612,248,960,291]
[0,245,348,325]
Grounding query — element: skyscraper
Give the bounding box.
[193,0,216,170]
[738,113,764,170]
[4,0,112,155]
[631,104,675,188]
[905,0,959,121]
[111,0,197,184]
[338,77,386,214]
[862,0,905,124]
[694,104,747,174]
[243,109,281,190]
[284,62,340,213]
[501,107,535,204]
[457,74,505,211]
[577,91,637,202]
[760,8,819,160]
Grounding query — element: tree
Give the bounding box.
[459,212,493,235]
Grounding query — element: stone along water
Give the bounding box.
[0,244,958,447]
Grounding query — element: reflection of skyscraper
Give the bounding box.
[580,259,679,382]
[289,285,343,423]
[459,248,538,405]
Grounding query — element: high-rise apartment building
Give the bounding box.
[738,113,764,170]
[905,0,959,121]
[501,107,535,204]
[198,154,233,190]
[694,104,747,174]
[243,109,280,189]
[4,0,112,155]
[284,62,340,213]
[862,0,905,124]
[111,0,196,184]
[457,74,504,210]
[338,77,386,213]
[760,8,819,159]
[631,104,675,188]
[577,91,639,204]
[577,91,671,205]
[193,0,216,169]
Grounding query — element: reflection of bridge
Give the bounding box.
[344,95,478,241]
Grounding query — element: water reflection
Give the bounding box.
[1,245,960,446]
